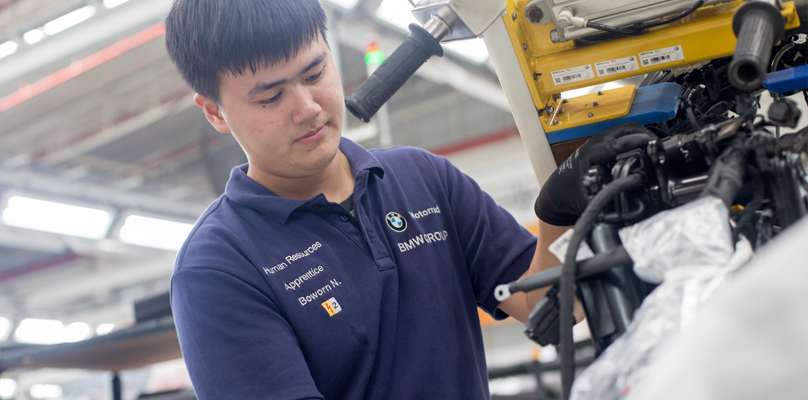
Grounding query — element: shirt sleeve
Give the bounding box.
[428,152,538,319]
[171,260,323,399]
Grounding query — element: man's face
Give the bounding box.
[196,35,344,182]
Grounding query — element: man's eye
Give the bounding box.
[306,67,325,82]
[259,92,282,104]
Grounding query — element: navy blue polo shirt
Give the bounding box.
[171,138,537,400]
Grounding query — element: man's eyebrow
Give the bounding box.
[246,52,328,98]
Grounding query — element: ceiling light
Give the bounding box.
[119,215,194,251]
[14,319,92,344]
[22,29,44,44]
[14,319,65,345]
[0,41,18,60]
[28,384,62,399]
[376,0,419,32]
[0,317,9,341]
[95,323,115,336]
[2,196,112,239]
[0,379,17,399]
[62,322,91,342]
[43,5,97,36]
[324,0,360,10]
[103,0,130,8]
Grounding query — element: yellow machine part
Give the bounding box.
[542,85,636,130]
[502,0,802,133]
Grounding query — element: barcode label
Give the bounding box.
[550,64,595,86]
[595,56,640,77]
[559,74,582,83]
[548,229,595,263]
[639,45,684,67]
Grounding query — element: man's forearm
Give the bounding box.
[499,220,571,322]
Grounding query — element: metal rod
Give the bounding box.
[112,372,122,400]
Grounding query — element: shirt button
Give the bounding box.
[340,214,350,222]
[312,204,322,210]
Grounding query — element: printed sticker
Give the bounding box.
[639,45,685,67]
[548,229,595,263]
[322,297,342,316]
[551,64,595,86]
[595,56,640,77]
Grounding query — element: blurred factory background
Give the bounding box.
[0,0,546,398]
[1,0,804,398]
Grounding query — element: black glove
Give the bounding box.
[535,122,655,226]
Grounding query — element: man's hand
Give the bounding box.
[534,122,655,226]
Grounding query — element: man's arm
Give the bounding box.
[498,123,657,323]
[497,220,570,323]
[172,264,324,399]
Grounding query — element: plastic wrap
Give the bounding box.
[619,196,735,284]
[570,196,753,400]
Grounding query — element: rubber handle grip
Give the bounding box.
[728,2,785,91]
[345,24,444,123]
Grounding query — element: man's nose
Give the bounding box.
[291,87,322,125]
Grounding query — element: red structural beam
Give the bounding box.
[0,22,166,114]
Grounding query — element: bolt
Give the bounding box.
[512,13,517,20]
[674,46,679,50]
[522,43,528,50]
[546,106,555,114]
[597,91,603,95]
[562,99,568,103]
[588,112,594,118]
[593,101,599,106]
[553,120,560,125]
[526,6,544,24]
[552,93,561,100]
[533,72,541,80]
[558,108,564,113]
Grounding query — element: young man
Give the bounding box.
[165,0,569,398]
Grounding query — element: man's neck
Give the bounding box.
[249,151,355,202]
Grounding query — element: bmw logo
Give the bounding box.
[385,212,407,232]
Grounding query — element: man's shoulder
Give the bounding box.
[370,144,438,160]
[370,145,451,177]
[174,195,255,271]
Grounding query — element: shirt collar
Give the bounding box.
[224,137,384,224]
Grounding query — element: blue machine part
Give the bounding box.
[763,64,808,94]
[546,82,682,144]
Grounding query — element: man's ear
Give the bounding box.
[194,93,231,133]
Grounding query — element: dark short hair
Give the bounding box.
[165,0,328,104]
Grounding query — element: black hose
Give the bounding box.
[507,246,632,294]
[559,174,644,399]
[585,0,704,36]
[585,21,643,36]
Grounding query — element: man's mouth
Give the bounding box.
[296,124,326,143]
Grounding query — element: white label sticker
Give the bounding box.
[595,56,640,77]
[551,64,595,86]
[548,228,595,263]
[639,45,685,67]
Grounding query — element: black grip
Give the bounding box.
[345,24,444,123]
[728,1,785,91]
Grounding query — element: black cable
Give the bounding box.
[632,0,705,30]
[585,21,643,36]
[559,174,644,400]
[585,0,705,36]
